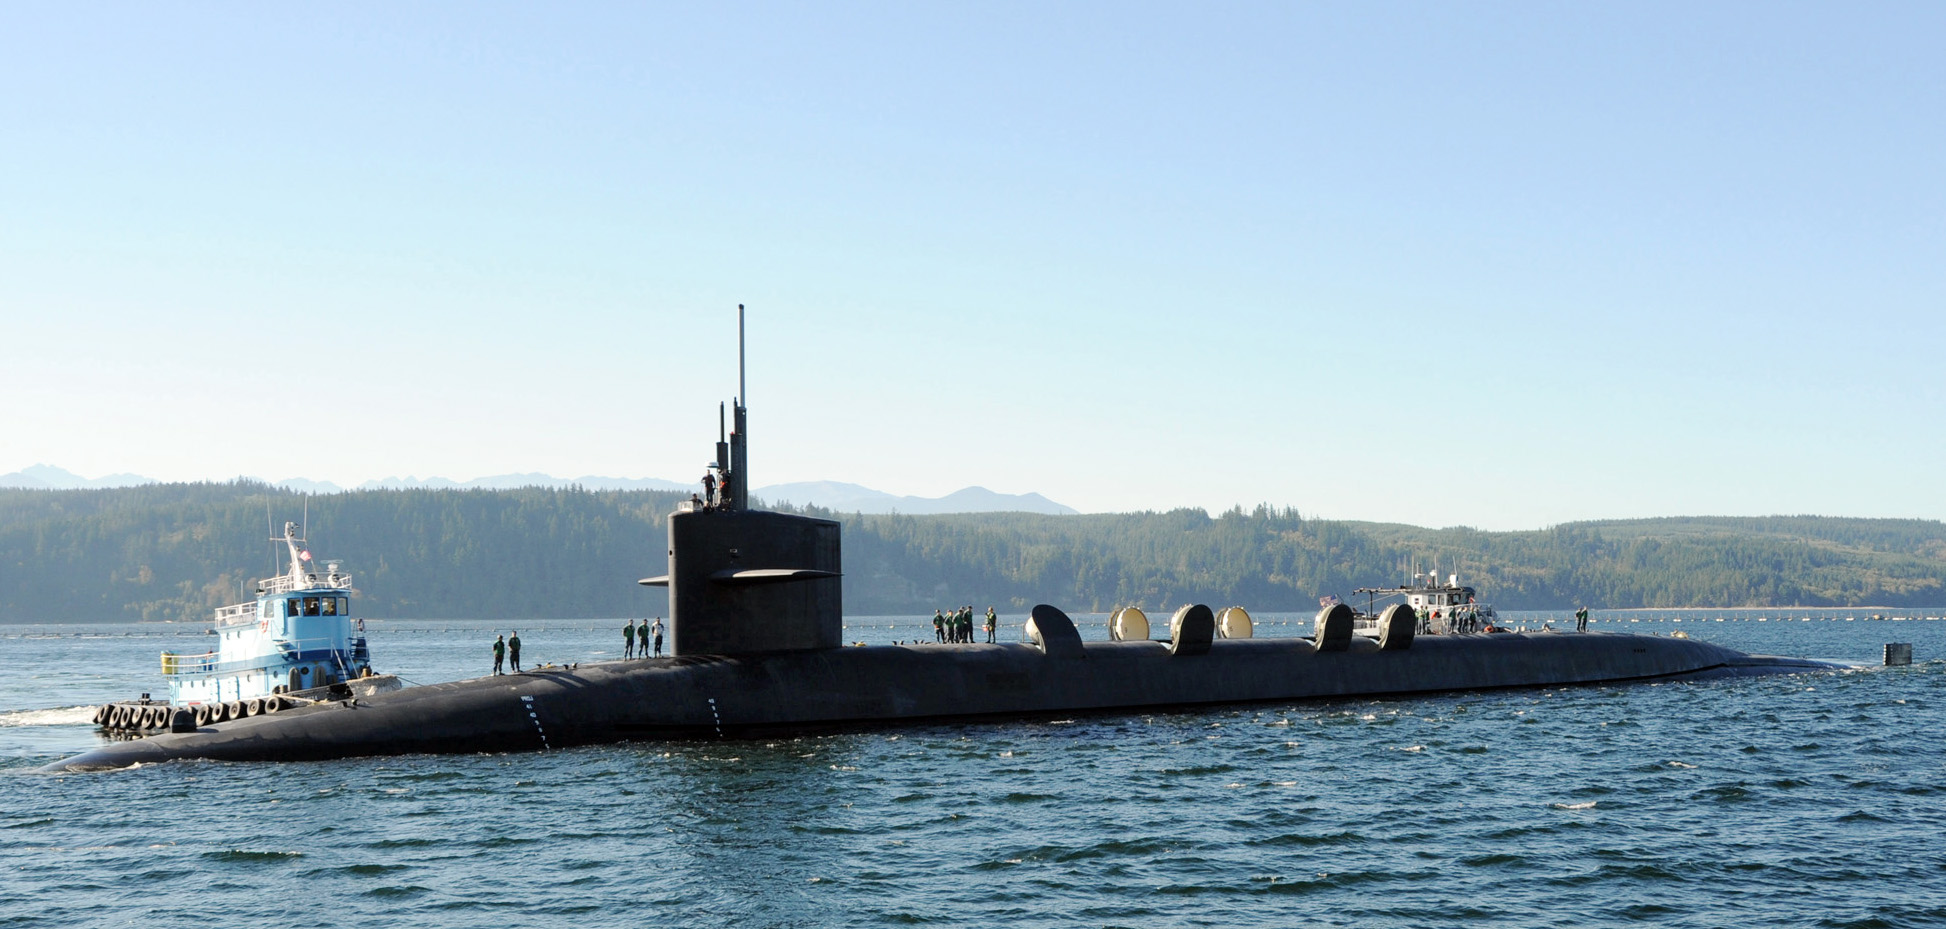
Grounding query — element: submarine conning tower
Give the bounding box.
[642,305,843,657]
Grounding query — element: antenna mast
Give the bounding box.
[730,304,749,510]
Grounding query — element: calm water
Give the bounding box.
[4,611,1946,928]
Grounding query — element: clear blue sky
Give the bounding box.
[3,3,1940,529]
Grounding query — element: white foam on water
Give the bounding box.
[0,706,96,727]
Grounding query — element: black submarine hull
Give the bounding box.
[42,631,1835,772]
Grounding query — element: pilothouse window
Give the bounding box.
[286,599,299,618]
[304,597,320,616]
[321,597,337,616]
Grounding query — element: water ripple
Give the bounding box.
[7,618,1946,926]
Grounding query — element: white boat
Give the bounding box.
[1348,571,1498,636]
[96,521,395,733]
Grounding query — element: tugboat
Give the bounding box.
[92,521,399,735]
[1349,571,1498,636]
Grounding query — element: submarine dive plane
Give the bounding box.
[43,308,1838,772]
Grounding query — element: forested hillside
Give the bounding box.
[833,508,1946,613]
[2,485,1942,622]
[0,483,682,622]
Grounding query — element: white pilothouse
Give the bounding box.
[1350,571,1499,635]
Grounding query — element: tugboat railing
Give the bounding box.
[161,636,363,677]
[258,572,354,597]
[212,573,355,627]
[213,603,258,625]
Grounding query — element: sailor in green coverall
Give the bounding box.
[492,634,506,675]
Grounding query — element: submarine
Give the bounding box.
[42,308,1838,773]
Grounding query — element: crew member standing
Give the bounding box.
[623,618,637,659]
[651,616,664,658]
[509,630,523,672]
[1575,606,1590,632]
[984,607,998,644]
[702,470,717,509]
[492,634,506,675]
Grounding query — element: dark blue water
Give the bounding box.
[5,611,1946,927]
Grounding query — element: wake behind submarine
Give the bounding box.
[43,310,1837,772]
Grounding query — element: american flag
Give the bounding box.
[1319,595,1341,608]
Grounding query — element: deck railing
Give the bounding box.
[257,571,354,596]
[160,635,359,677]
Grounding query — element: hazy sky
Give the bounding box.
[3,3,1940,529]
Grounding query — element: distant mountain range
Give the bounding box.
[0,465,1076,516]
[0,464,157,490]
[754,481,1076,516]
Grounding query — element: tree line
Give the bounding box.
[2,484,1942,623]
